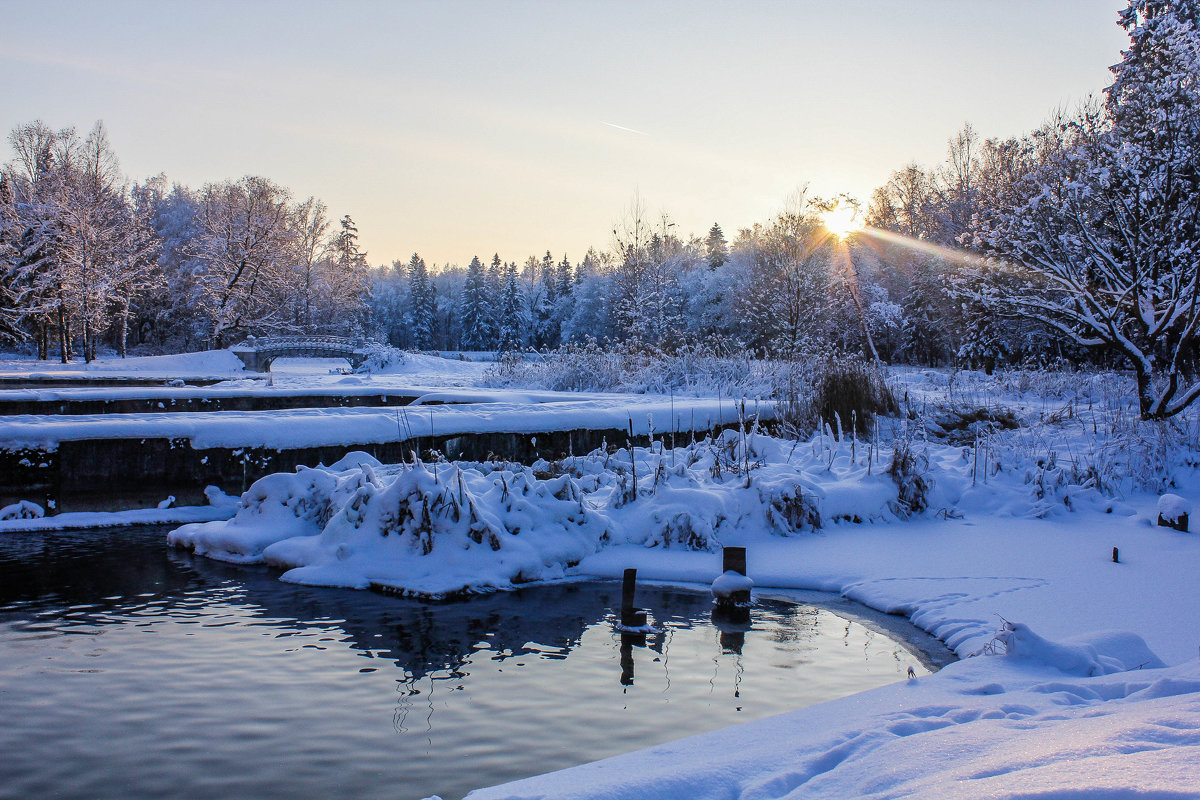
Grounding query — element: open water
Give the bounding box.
[0,525,952,800]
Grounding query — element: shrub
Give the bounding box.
[812,358,896,438]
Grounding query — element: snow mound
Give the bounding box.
[171,459,612,597]
[0,500,44,520]
[980,621,1165,675]
[265,464,611,596]
[711,570,754,598]
[87,349,246,374]
[1157,492,1191,522]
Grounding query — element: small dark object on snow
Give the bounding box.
[907,666,916,680]
[1158,512,1189,532]
[1113,547,1119,563]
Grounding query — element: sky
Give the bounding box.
[1,1,1130,269]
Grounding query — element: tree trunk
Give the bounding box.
[57,305,69,364]
[1135,366,1158,420]
[118,305,129,358]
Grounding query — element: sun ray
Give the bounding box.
[856,226,981,267]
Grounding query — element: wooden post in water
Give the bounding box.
[723,546,747,577]
[620,568,647,627]
[713,546,751,615]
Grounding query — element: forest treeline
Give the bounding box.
[0,120,1049,367]
[1,0,1198,418]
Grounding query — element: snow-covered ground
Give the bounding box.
[0,351,753,451]
[158,360,1200,799]
[0,350,491,386]
[8,352,1200,797]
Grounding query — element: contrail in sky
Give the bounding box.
[601,121,649,136]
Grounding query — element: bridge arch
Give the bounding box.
[231,336,370,372]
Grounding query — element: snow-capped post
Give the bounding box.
[712,546,752,612]
[621,568,646,628]
[1157,494,1191,532]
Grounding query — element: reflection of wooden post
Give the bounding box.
[619,633,640,686]
[719,629,745,655]
[621,568,637,626]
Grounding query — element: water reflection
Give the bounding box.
[0,526,954,800]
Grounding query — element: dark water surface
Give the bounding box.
[0,526,952,800]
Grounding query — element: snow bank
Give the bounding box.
[170,456,614,596]
[464,653,1200,800]
[0,349,246,377]
[167,429,913,596]
[0,394,754,451]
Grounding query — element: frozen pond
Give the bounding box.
[0,526,953,800]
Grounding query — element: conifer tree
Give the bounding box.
[458,254,490,350]
[406,253,436,350]
[705,222,728,269]
[497,260,524,352]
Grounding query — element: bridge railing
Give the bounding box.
[235,336,367,351]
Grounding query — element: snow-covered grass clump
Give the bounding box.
[169,400,1200,599]
[482,340,809,398]
[169,429,922,597]
[170,451,613,597]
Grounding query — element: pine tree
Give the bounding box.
[406,253,436,350]
[497,261,525,352]
[485,252,503,348]
[705,222,728,269]
[555,254,573,298]
[458,255,491,350]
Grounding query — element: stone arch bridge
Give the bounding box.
[231,336,371,372]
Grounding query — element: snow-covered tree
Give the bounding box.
[704,222,728,269]
[458,254,491,350]
[406,253,436,350]
[192,176,297,347]
[970,0,1200,418]
[497,260,526,352]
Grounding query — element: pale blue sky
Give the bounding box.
[1,1,1130,267]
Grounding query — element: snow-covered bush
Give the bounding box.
[482,338,797,398]
[0,500,44,520]
[355,341,406,373]
[169,431,928,597]
[888,438,931,517]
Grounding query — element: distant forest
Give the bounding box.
[0,118,1075,368]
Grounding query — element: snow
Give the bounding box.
[0,395,753,451]
[710,569,753,598]
[0,502,235,533]
[1158,492,1191,522]
[0,500,44,520]
[162,403,1200,800]
[0,349,246,378]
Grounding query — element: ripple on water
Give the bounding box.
[0,525,953,800]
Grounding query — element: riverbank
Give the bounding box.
[466,506,1200,798]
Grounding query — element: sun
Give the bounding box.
[822,203,863,240]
